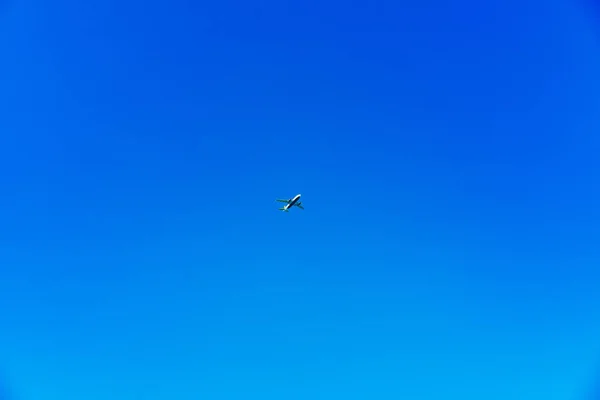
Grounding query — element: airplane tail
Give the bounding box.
[278,207,288,212]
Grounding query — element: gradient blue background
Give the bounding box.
[1,0,600,398]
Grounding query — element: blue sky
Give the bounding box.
[1,0,600,398]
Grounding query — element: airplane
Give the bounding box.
[276,193,304,212]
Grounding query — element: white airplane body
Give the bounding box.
[276,194,304,212]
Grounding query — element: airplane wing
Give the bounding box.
[276,199,289,203]
[296,203,304,210]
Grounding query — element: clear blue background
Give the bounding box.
[1,0,600,398]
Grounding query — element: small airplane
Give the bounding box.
[276,193,304,212]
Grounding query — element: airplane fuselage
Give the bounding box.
[284,194,301,210]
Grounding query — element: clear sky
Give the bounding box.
[1,0,600,399]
